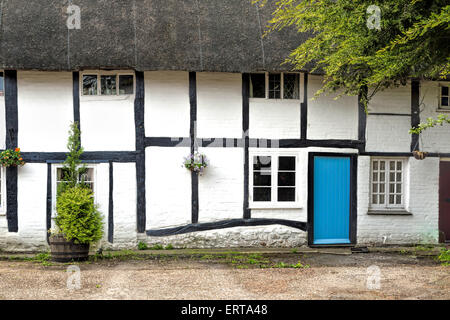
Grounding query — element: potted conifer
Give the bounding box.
[49,123,103,262]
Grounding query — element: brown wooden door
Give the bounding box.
[439,162,450,243]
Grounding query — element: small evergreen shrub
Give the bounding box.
[138,241,148,250]
[55,186,103,244]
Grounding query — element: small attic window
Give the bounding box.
[249,72,300,100]
[0,72,4,96]
[440,85,449,109]
[82,72,134,96]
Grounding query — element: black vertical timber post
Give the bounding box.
[189,72,199,224]
[46,163,52,243]
[5,70,18,232]
[135,71,146,233]
[108,161,114,243]
[73,72,81,138]
[358,85,368,151]
[242,73,251,219]
[411,79,420,152]
[301,73,308,140]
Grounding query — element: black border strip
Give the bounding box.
[301,73,308,140]
[146,218,307,237]
[73,72,80,128]
[46,163,52,243]
[242,73,251,219]
[5,70,18,232]
[22,151,136,163]
[307,152,357,247]
[189,72,199,224]
[135,71,146,233]
[145,137,190,147]
[108,161,114,243]
[369,113,411,117]
[411,79,420,152]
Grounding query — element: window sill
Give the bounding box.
[80,95,134,102]
[367,209,412,216]
[436,108,450,113]
[249,98,301,103]
[249,202,302,210]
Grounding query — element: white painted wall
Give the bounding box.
[197,72,242,139]
[249,99,300,139]
[17,71,73,152]
[197,147,243,223]
[112,162,137,244]
[365,115,412,152]
[145,71,190,138]
[357,156,439,244]
[307,75,358,140]
[420,80,450,153]
[368,84,411,114]
[80,94,135,152]
[146,147,191,229]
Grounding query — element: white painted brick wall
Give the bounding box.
[357,156,439,244]
[198,147,243,223]
[197,72,242,138]
[307,75,358,140]
[145,71,190,138]
[112,163,137,245]
[17,71,73,152]
[80,94,135,152]
[0,99,5,150]
[365,115,411,152]
[420,80,450,153]
[146,147,192,230]
[249,99,300,139]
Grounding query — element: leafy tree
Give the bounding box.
[257,0,449,123]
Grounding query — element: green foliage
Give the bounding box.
[57,122,88,197]
[149,244,164,250]
[55,186,103,244]
[438,248,450,266]
[257,0,449,109]
[165,244,174,250]
[0,148,25,167]
[409,114,450,134]
[137,241,149,250]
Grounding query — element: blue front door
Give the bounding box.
[313,156,351,245]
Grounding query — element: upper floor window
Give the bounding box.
[82,72,134,96]
[250,153,298,208]
[440,85,449,109]
[249,72,300,100]
[0,72,4,96]
[370,158,405,210]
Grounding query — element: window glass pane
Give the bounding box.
[442,86,449,96]
[253,187,271,202]
[278,172,295,186]
[253,172,271,186]
[278,156,295,171]
[101,75,117,95]
[119,75,134,95]
[379,194,385,204]
[253,156,271,171]
[268,73,281,99]
[249,74,265,98]
[83,75,97,95]
[278,187,295,202]
[442,97,449,107]
[283,73,299,99]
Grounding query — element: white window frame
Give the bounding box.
[51,164,97,218]
[0,167,5,215]
[438,83,450,110]
[249,150,301,209]
[250,72,301,101]
[369,158,406,211]
[80,70,135,97]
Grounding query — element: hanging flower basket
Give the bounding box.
[183,152,208,174]
[412,150,428,160]
[0,148,25,167]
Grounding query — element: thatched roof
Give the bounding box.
[0,0,310,72]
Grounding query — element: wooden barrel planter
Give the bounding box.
[49,234,90,262]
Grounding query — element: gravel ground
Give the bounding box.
[0,252,448,300]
